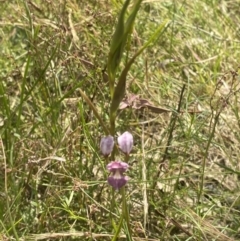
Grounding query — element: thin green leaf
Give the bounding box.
[124,0,142,36]
[214,162,240,176]
[110,19,170,116]
[107,0,130,96]
[123,0,143,61]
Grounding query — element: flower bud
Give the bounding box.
[100,136,114,156]
[117,131,133,155]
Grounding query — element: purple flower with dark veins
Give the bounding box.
[100,135,114,156]
[107,161,129,190]
[118,131,133,155]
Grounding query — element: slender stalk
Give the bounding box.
[121,187,132,240]
[122,154,132,240]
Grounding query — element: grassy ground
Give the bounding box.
[1,0,240,240]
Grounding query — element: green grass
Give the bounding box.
[1,0,240,240]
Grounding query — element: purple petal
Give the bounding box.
[117,131,133,154]
[100,135,114,156]
[108,175,128,190]
[107,161,129,172]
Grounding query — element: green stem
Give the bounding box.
[110,112,116,159]
[121,187,132,240]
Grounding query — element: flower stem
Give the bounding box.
[121,186,132,240]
